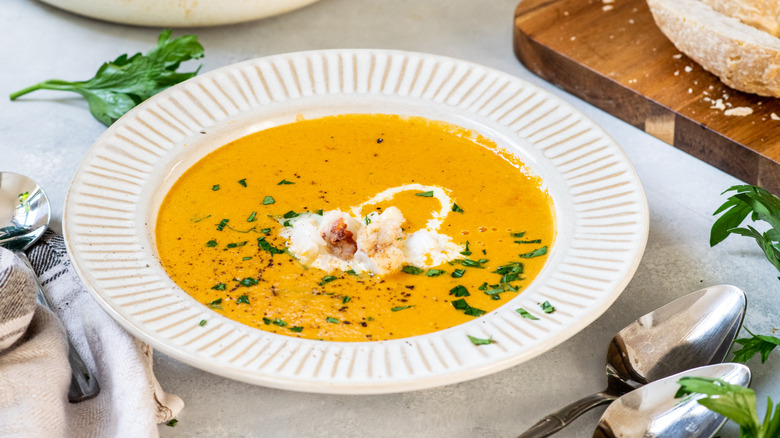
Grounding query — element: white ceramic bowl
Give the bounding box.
[38,0,320,27]
[64,49,649,394]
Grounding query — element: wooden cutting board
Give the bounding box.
[513,0,780,194]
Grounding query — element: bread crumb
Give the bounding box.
[684,66,693,73]
[771,113,780,121]
[672,53,682,59]
[564,10,569,16]
[710,99,725,110]
[603,5,614,11]
[724,107,753,116]
[688,88,693,93]
[674,70,679,76]
[570,36,576,41]
[628,18,635,24]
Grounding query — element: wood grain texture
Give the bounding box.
[513,0,780,194]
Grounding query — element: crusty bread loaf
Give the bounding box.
[699,0,780,36]
[647,0,780,97]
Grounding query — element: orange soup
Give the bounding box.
[155,114,555,341]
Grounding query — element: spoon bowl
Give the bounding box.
[0,172,99,402]
[594,362,751,438]
[519,285,747,437]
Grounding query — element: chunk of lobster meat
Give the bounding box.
[321,217,358,260]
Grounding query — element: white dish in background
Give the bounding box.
[63,49,649,394]
[38,0,320,27]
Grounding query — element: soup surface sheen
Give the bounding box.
[156,114,555,342]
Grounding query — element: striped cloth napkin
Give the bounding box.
[0,231,183,437]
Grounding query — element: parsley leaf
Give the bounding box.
[519,246,548,259]
[676,377,780,438]
[712,185,780,279]
[415,191,434,197]
[732,328,780,364]
[468,335,494,345]
[401,265,424,275]
[516,308,539,320]
[10,30,204,126]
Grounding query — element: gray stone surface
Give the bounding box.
[2,0,778,436]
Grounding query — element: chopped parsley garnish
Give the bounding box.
[415,191,434,197]
[236,294,250,304]
[468,335,494,345]
[247,211,257,222]
[457,258,488,268]
[224,241,247,250]
[364,216,372,225]
[242,256,252,261]
[238,178,247,187]
[452,299,486,316]
[460,241,472,256]
[237,277,258,287]
[401,265,424,275]
[426,269,446,277]
[206,240,217,247]
[540,300,556,313]
[211,283,226,291]
[166,419,179,427]
[260,228,271,234]
[216,219,229,231]
[208,298,223,309]
[263,196,275,205]
[212,184,220,191]
[519,246,548,258]
[511,231,526,238]
[326,317,340,324]
[478,282,488,291]
[277,179,294,185]
[319,275,338,286]
[346,269,359,276]
[262,317,286,327]
[451,269,465,278]
[257,237,285,254]
[452,203,464,213]
[315,209,323,215]
[289,326,304,333]
[494,262,524,275]
[391,305,414,312]
[449,285,470,297]
[283,210,299,219]
[199,319,207,326]
[514,239,542,244]
[342,296,351,304]
[516,308,539,320]
[190,214,211,223]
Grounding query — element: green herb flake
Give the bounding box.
[247,211,257,222]
[263,196,275,205]
[242,256,252,261]
[426,269,446,277]
[468,335,494,345]
[257,237,285,254]
[515,239,542,244]
[199,319,207,327]
[190,214,211,223]
[166,419,179,427]
[511,231,526,238]
[451,299,486,317]
[449,285,470,297]
[401,265,424,275]
[238,178,247,187]
[212,184,220,191]
[238,277,258,287]
[289,326,304,333]
[452,203,464,213]
[346,269,359,276]
[206,240,218,247]
[460,241,472,256]
[519,246,548,259]
[208,298,223,309]
[415,191,435,197]
[342,296,351,304]
[364,216,372,225]
[319,275,338,286]
[236,294,250,304]
[391,305,414,312]
[516,308,539,320]
[211,283,226,291]
[277,179,295,185]
[326,317,340,324]
[283,210,299,219]
[223,241,247,250]
[216,218,229,231]
[315,209,324,215]
[260,228,271,234]
[451,269,466,278]
[540,301,556,314]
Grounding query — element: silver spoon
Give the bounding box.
[594,362,751,437]
[0,172,99,402]
[518,284,746,437]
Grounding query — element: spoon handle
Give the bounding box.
[517,391,616,438]
[16,251,100,403]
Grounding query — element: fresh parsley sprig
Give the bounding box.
[711,185,780,279]
[676,377,780,438]
[9,30,204,126]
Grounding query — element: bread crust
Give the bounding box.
[647,0,780,97]
[699,0,780,36]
